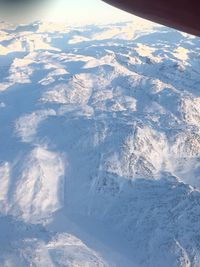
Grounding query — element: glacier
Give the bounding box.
[0,19,200,266]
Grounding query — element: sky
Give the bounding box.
[43,0,135,24]
[0,0,134,24]
[0,0,140,25]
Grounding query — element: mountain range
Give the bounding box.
[0,19,200,267]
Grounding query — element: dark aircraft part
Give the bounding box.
[103,0,200,36]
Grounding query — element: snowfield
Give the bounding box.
[0,19,200,267]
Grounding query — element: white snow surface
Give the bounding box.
[0,19,200,267]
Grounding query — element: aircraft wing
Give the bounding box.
[103,0,200,36]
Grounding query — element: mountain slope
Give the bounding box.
[0,19,200,267]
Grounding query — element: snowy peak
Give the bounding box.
[0,20,200,267]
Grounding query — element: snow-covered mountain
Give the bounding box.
[0,19,200,267]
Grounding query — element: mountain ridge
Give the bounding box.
[0,19,200,266]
